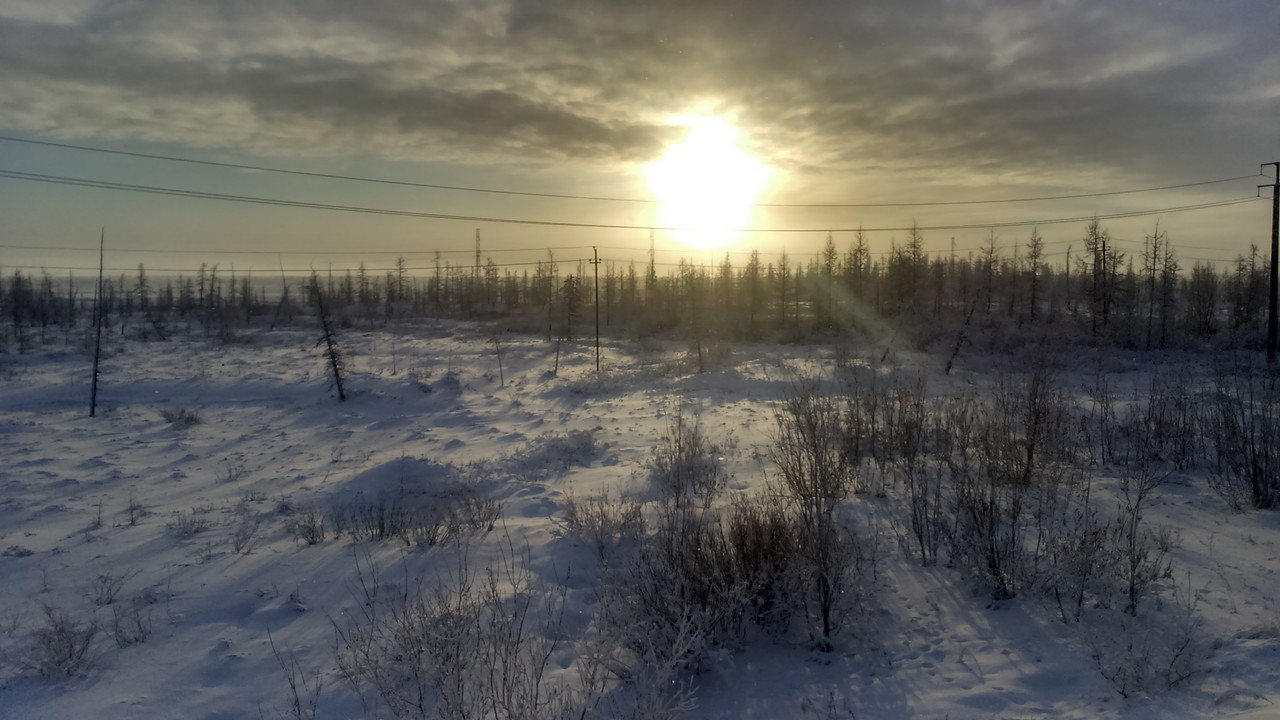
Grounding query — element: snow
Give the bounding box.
[0,322,1277,719]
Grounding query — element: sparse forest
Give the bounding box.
[3,221,1275,358]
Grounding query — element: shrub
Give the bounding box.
[770,381,865,649]
[327,492,442,545]
[649,406,729,511]
[1205,357,1280,510]
[512,430,599,480]
[85,568,138,607]
[231,505,262,554]
[446,494,503,536]
[28,605,97,678]
[1115,465,1175,617]
[722,494,800,633]
[1040,479,1114,623]
[326,488,502,548]
[167,507,212,538]
[900,412,950,568]
[269,629,323,720]
[606,512,747,666]
[560,490,644,566]
[948,361,1073,600]
[1087,575,1208,698]
[111,594,153,648]
[123,491,146,527]
[284,504,326,545]
[331,546,600,720]
[771,383,854,530]
[158,407,202,427]
[1115,369,1202,472]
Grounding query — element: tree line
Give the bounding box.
[1,219,1274,353]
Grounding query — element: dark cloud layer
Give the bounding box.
[1,0,1276,188]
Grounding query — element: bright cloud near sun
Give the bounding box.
[643,117,773,251]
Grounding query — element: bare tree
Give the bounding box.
[310,272,347,401]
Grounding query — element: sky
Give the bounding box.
[1,0,1278,278]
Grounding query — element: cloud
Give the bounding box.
[0,1,678,163]
[0,0,1275,188]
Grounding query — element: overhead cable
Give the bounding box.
[0,168,1262,234]
[0,134,1260,208]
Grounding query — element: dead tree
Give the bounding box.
[310,272,347,401]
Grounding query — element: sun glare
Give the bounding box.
[643,117,773,251]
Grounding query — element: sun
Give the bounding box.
[643,117,773,251]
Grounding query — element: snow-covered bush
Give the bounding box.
[602,408,737,664]
[648,405,729,511]
[899,398,952,568]
[510,430,599,481]
[331,547,601,720]
[445,493,503,537]
[604,382,880,665]
[1039,476,1114,623]
[230,503,262,554]
[166,507,212,538]
[323,487,501,548]
[284,503,326,545]
[721,493,801,633]
[110,594,153,648]
[559,490,644,566]
[1115,369,1202,472]
[122,490,146,527]
[1115,464,1176,617]
[673,339,733,374]
[84,568,138,608]
[591,414,752,702]
[1205,356,1280,510]
[27,604,97,678]
[602,511,746,665]
[948,359,1075,600]
[327,492,445,545]
[770,382,864,650]
[1087,575,1209,698]
[158,407,202,427]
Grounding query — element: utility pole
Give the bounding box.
[1263,162,1280,365]
[590,246,602,372]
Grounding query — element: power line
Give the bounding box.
[0,239,1080,258]
[0,168,1263,234]
[0,135,657,205]
[6,248,1250,275]
[762,176,1262,208]
[0,243,594,256]
[3,239,1257,266]
[0,134,1260,208]
[0,259,574,274]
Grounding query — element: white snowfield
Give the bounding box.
[0,323,1277,720]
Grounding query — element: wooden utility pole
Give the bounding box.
[1264,162,1279,365]
[590,246,602,371]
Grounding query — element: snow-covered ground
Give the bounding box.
[0,323,1277,719]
